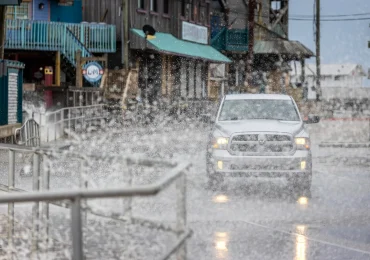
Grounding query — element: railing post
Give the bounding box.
[32,152,41,255]
[71,197,83,260]
[123,159,133,219]
[42,155,50,250]
[176,172,187,260]
[8,150,15,259]
[68,108,71,138]
[54,113,57,141]
[79,160,88,223]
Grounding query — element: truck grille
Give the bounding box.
[229,133,294,155]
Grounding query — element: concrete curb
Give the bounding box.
[319,143,370,148]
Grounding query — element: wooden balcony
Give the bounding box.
[5,19,116,54]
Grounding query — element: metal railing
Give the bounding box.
[14,119,40,147]
[33,104,106,143]
[5,19,116,53]
[0,143,192,260]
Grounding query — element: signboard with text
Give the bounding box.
[83,62,103,83]
[182,21,208,45]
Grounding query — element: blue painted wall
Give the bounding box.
[50,0,82,23]
[33,0,50,21]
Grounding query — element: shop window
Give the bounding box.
[191,0,196,21]
[6,2,30,20]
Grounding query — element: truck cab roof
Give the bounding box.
[224,94,293,101]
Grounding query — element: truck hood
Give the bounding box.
[215,120,303,137]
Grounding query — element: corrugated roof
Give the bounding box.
[290,63,366,76]
[254,40,314,58]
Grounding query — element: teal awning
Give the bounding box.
[131,29,231,63]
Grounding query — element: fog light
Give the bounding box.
[217,161,223,170]
[300,161,306,170]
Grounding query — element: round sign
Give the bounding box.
[83,62,103,83]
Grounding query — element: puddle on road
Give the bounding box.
[295,225,308,260]
[214,232,229,259]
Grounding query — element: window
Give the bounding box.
[218,99,300,122]
[334,75,344,81]
[206,3,210,24]
[138,0,145,9]
[191,0,195,21]
[163,0,169,14]
[150,0,158,12]
[6,2,30,20]
[181,0,186,17]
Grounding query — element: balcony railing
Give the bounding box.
[5,19,116,53]
[211,28,249,52]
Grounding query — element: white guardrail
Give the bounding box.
[0,143,192,260]
[31,104,106,143]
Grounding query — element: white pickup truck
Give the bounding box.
[206,94,320,192]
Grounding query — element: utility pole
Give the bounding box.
[0,6,7,59]
[246,0,256,91]
[315,0,322,100]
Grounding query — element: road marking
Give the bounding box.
[239,219,370,256]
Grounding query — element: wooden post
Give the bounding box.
[246,0,256,89]
[0,6,7,59]
[75,50,82,88]
[55,51,61,87]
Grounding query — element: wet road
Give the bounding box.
[0,121,370,259]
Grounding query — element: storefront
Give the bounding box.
[131,26,231,104]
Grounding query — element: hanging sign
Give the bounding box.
[83,62,104,83]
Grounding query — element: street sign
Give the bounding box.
[0,0,22,5]
[83,62,103,83]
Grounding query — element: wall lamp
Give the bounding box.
[39,3,44,10]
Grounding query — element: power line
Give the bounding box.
[228,10,370,22]
[291,12,370,18]
[291,17,370,21]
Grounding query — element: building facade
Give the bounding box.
[4,0,116,88]
[290,64,366,100]
[210,0,313,95]
[82,0,231,103]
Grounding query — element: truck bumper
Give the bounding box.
[207,149,312,178]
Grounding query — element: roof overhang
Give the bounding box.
[131,29,232,63]
[254,40,315,59]
[0,0,22,5]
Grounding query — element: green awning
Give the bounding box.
[131,29,231,63]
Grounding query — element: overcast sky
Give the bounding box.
[289,0,370,84]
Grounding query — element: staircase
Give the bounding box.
[5,19,116,84]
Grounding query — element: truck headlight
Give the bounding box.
[295,137,310,150]
[212,137,229,149]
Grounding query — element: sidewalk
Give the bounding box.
[319,142,370,148]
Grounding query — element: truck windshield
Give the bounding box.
[218,99,300,121]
